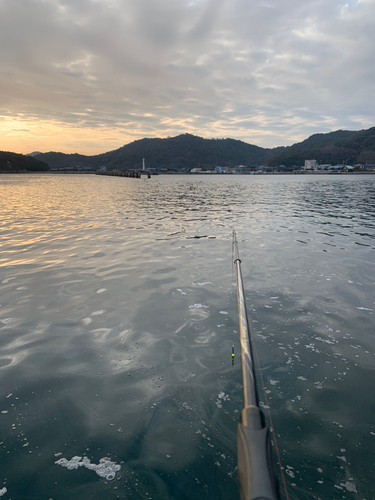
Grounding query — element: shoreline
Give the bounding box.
[1,170,375,175]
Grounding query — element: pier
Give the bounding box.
[96,170,151,179]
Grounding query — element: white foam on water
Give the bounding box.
[55,456,121,481]
[340,481,357,493]
[96,289,107,294]
[215,392,230,409]
[219,311,228,315]
[92,310,104,315]
[181,402,193,410]
[0,487,7,497]
[285,466,295,478]
[333,421,344,428]
[189,304,209,309]
[315,337,336,345]
[192,282,212,286]
[82,318,92,325]
[356,307,373,311]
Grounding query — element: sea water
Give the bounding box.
[0,173,374,499]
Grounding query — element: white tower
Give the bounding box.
[142,158,146,171]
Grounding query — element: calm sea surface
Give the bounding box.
[0,174,374,500]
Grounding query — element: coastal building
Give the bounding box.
[190,167,213,173]
[304,159,318,170]
[234,165,248,173]
[328,165,353,171]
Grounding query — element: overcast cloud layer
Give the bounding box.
[0,0,374,154]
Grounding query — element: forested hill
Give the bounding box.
[0,151,49,172]
[105,134,273,170]
[36,134,276,170]
[31,126,375,170]
[268,127,375,166]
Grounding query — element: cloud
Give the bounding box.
[0,0,374,153]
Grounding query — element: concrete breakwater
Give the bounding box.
[96,170,151,178]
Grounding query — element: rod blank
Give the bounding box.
[233,231,279,500]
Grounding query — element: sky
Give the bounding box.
[0,0,374,155]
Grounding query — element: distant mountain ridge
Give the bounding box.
[2,127,375,172]
[0,151,49,172]
[25,151,42,157]
[34,128,375,170]
[35,134,275,171]
[288,130,356,149]
[268,128,375,166]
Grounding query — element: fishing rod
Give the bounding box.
[233,231,280,500]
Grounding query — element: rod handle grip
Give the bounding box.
[237,416,280,500]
